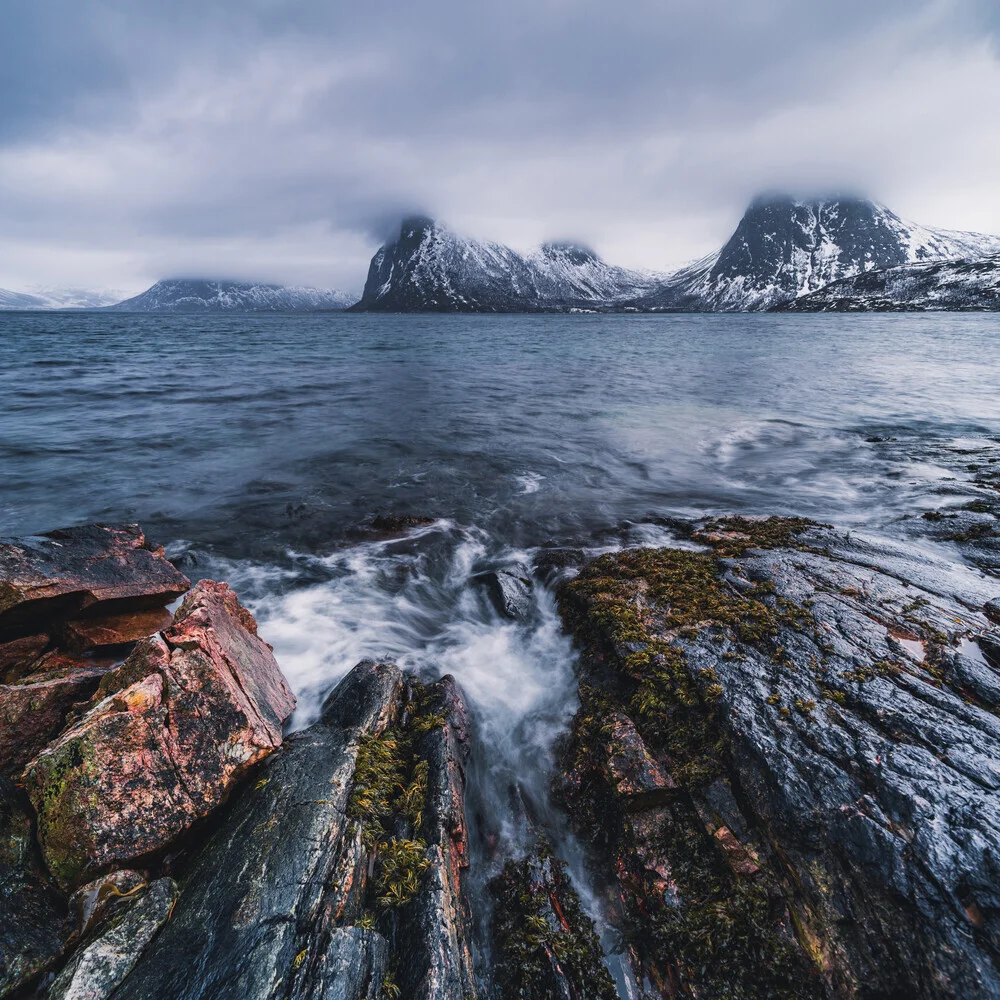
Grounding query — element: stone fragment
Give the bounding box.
[0,524,189,640]
[0,633,48,681]
[48,878,178,1000]
[481,568,533,620]
[59,608,173,654]
[0,656,111,778]
[604,712,677,808]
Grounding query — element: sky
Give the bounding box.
[2,0,1000,296]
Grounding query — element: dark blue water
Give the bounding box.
[3,310,999,992]
[3,311,999,554]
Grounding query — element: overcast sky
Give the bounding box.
[2,0,1000,295]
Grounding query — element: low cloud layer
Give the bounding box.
[2,0,999,293]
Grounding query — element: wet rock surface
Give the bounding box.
[0,657,112,779]
[481,567,533,620]
[0,525,190,640]
[0,777,66,998]
[48,878,177,1000]
[107,660,479,1000]
[23,580,295,890]
[489,846,619,1000]
[557,515,1000,999]
[6,516,1000,1000]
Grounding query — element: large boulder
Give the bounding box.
[22,580,295,889]
[558,516,1000,1000]
[0,524,189,640]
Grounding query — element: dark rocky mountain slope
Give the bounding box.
[779,253,1000,311]
[352,216,664,312]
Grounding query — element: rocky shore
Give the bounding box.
[2,517,1000,999]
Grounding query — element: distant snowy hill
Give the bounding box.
[0,289,47,310]
[353,217,664,312]
[0,287,130,310]
[637,195,1000,312]
[109,279,356,312]
[779,254,1000,312]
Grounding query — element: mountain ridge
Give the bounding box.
[351,216,665,312]
[353,196,1000,313]
[107,279,356,312]
[778,253,1000,312]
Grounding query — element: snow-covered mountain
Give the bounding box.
[356,200,1000,314]
[779,254,1000,312]
[0,288,48,310]
[639,195,1000,312]
[353,217,664,312]
[109,279,356,312]
[0,287,132,310]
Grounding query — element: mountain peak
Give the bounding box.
[538,242,600,266]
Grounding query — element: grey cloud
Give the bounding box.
[1,0,999,291]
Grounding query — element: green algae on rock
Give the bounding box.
[489,845,618,1000]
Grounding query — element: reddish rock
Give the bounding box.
[0,655,113,778]
[0,524,190,640]
[22,580,295,889]
[713,825,761,877]
[604,712,677,808]
[0,633,49,681]
[60,608,174,654]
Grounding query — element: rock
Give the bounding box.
[23,580,295,889]
[370,514,435,535]
[488,845,618,1000]
[985,597,1000,626]
[108,660,404,1000]
[59,608,173,654]
[603,711,677,809]
[0,656,112,778]
[107,662,481,1000]
[396,676,478,1000]
[0,777,66,998]
[0,633,49,680]
[48,877,177,1000]
[482,568,533,620]
[296,927,389,1000]
[67,869,148,940]
[0,524,189,640]
[558,516,1000,999]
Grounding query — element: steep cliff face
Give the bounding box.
[353,217,663,312]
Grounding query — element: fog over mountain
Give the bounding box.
[2,1,1000,293]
